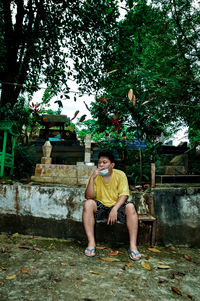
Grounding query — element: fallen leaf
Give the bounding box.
[89,270,99,275]
[145,256,150,260]
[96,246,106,250]
[157,265,171,269]
[171,287,182,296]
[6,275,16,280]
[125,262,134,267]
[166,245,177,251]
[1,247,8,253]
[34,247,41,252]
[21,268,29,274]
[133,276,139,280]
[48,243,56,249]
[0,267,7,270]
[100,257,120,262]
[184,254,192,261]
[148,248,161,253]
[108,250,119,256]
[141,261,151,271]
[11,233,19,238]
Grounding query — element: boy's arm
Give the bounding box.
[85,168,99,199]
[107,195,128,225]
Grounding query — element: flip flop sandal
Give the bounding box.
[128,250,141,261]
[85,247,96,257]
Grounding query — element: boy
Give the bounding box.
[82,150,141,260]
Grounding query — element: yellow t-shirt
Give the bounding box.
[92,169,130,207]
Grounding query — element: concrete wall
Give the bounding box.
[1,183,200,247]
[153,187,200,247]
[0,183,154,245]
[0,183,84,221]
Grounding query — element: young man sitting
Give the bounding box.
[82,150,141,261]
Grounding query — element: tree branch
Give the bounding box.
[171,0,199,55]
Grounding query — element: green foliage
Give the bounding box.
[44,108,62,115]
[89,1,199,143]
[188,128,200,147]
[126,151,151,185]
[13,143,36,179]
[0,0,119,116]
[42,85,59,105]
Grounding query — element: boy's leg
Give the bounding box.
[125,203,141,260]
[82,199,97,256]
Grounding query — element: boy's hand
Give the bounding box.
[91,167,104,179]
[107,207,118,225]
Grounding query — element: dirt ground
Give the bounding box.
[0,233,200,301]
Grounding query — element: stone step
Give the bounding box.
[158,165,186,175]
[156,174,200,184]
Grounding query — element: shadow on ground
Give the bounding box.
[0,233,200,301]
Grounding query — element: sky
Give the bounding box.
[32,80,93,121]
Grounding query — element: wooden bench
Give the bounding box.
[138,214,156,247]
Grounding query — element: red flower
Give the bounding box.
[29,102,40,113]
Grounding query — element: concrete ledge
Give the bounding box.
[1,183,200,247]
[0,214,154,246]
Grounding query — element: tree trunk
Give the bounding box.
[139,140,143,185]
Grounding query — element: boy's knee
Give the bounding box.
[125,203,137,215]
[83,199,96,211]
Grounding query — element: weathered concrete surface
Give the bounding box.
[31,162,96,186]
[0,233,200,301]
[1,183,200,247]
[0,183,155,245]
[0,183,85,221]
[0,214,153,246]
[153,187,200,247]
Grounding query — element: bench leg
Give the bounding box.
[151,220,156,247]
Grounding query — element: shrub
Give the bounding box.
[13,143,36,179]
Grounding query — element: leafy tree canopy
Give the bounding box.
[89,0,200,143]
[0,0,119,119]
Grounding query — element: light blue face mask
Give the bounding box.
[100,169,109,176]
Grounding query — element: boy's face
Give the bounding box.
[98,156,115,171]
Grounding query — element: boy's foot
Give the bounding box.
[85,247,96,257]
[128,250,141,261]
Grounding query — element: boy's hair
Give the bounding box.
[98,150,115,163]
